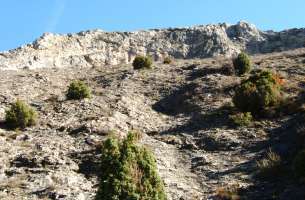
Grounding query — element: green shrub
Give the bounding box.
[233,52,251,76]
[293,150,305,179]
[229,112,253,127]
[5,100,37,129]
[233,70,281,115]
[163,57,172,64]
[133,56,153,70]
[66,80,91,100]
[96,132,167,200]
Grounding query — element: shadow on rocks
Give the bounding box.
[0,120,9,130]
[199,112,305,200]
[186,64,234,81]
[238,112,305,200]
[205,90,305,199]
[154,99,233,136]
[69,148,102,179]
[152,82,202,116]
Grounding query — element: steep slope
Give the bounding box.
[1,21,305,70]
[1,48,305,199]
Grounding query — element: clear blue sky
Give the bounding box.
[1,0,304,51]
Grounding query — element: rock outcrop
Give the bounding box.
[0,22,305,69]
[1,21,305,70]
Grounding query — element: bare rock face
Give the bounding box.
[0,21,305,70]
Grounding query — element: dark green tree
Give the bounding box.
[96,132,167,200]
[233,52,251,76]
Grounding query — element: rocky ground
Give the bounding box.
[0,48,305,199]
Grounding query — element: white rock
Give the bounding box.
[1,21,305,70]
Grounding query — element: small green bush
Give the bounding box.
[233,52,251,76]
[133,56,153,70]
[229,112,253,127]
[163,57,172,64]
[66,80,91,100]
[293,150,305,179]
[233,70,281,115]
[96,132,167,200]
[5,100,37,129]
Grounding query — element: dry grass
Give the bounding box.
[215,185,241,200]
[0,174,28,190]
[130,163,145,193]
[256,149,282,178]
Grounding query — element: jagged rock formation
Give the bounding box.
[1,21,305,70]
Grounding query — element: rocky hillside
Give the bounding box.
[0,47,305,199]
[1,23,305,200]
[1,21,305,70]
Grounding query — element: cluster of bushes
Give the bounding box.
[6,54,155,129]
[5,80,91,129]
[231,53,305,183]
[96,132,167,200]
[228,69,283,128]
[228,52,289,128]
[133,55,173,68]
[5,56,167,198]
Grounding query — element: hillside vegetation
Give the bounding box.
[0,27,305,199]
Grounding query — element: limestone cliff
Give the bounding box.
[0,21,304,70]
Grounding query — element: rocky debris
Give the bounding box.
[142,135,205,200]
[1,21,305,70]
[195,129,242,151]
[0,130,96,200]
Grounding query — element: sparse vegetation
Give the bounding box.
[293,150,305,180]
[163,57,172,64]
[229,112,253,127]
[2,34,305,199]
[233,52,251,76]
[256,149,282,178]
[5,100,37,129]
[66,80,91,100]
[96,132,167,200]
[215,185,240,200]
[133,55,153,70]
[233,70,282,115]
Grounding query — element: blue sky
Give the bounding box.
[0,0,304,51]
